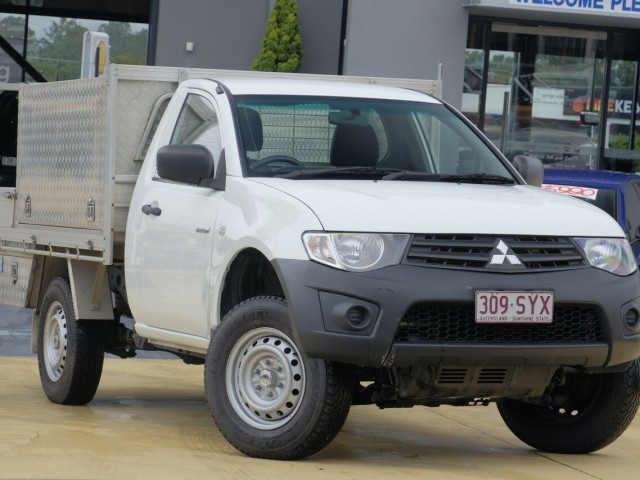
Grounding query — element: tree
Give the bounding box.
[251,0,302,73]
[98,22,147,65]
[26,18,148,81]
[0,15,34,43]
[31,18,86,81]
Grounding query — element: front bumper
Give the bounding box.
[273,259,640,369]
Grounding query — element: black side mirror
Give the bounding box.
[512,155,544,187]
[157,144,215,185]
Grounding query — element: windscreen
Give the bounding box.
[234,96,514,182]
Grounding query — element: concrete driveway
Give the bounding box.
[0,304,32,356]
[1,355,640,480]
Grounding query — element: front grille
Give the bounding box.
[404,234,585,271]
[396,303,603,343]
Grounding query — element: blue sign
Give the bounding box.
[509,0,640,14]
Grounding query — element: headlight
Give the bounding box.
[302,232,410,271]
[575,238,637,276]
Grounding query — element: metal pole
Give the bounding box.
[478,21,491,132]
[500,91,510,154]
[629,61,640,153]
[598,37,613,170]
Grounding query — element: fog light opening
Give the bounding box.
[346,306,369,330]
[624,308,640,329]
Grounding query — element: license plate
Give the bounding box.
[475,290,553,324]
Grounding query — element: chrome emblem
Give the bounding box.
[489,240,523,267]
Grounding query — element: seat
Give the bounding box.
[236,107,263,153]
[330,123,379,167]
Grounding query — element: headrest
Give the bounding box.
[330,123,379,167]
[237,107,263,152]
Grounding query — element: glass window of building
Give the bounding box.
[465,21,609,170]
[462,21,488,127]
[605,32,640,172]
[1,0,149,82]
[27,15,148,81]
[0,12,26,82]
[489,25,605,169]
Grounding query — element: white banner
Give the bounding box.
[532,88,565,119]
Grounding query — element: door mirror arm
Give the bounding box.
[512,155,544,187]
[199,150,226,191]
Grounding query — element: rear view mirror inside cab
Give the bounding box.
[328,110,369,126]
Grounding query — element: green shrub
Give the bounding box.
[251,0,302,72]
[609,132,640,150]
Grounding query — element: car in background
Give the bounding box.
[542,168,640,261]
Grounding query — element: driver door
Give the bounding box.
[128,90,224,338]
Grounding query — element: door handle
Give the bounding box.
[142,204,162,216]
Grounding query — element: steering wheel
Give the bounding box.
[251,155,304,170]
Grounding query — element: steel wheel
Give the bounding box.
[227,327,305,430]
[42,301,68,382]
[206,296,353,459]
[37,277,106,405]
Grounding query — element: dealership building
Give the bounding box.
[2,0,640,170]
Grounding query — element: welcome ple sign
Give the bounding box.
[509,0,640,14]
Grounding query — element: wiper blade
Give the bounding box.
[276,168,515,184]
[276,166,405,179]
[439,173,515,185]
[382,171,440,181]
[382,171,515,184]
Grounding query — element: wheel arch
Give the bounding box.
[219,248,285,321]
[31,258,114,353]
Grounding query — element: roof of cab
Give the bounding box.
[187,76,442,103]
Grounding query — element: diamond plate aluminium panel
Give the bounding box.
[115,79,177,176]
[15,77,109,231]
[12,68,180,266]
[0,254,34,307]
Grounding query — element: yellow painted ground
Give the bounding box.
[1,357,639,479]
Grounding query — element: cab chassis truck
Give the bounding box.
[1,64,639,459]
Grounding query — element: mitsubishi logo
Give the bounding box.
[489,240,523,267]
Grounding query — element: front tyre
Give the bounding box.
[37,277,106,405]
[205,296,353,459]
[497,360,640,453]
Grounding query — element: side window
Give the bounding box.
[171,94,222,165]
[626,183,640,243]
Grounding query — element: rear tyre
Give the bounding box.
[497,360,640,453]
[37,277,106,405]
[205,296,353,459]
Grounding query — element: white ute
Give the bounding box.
[1,65,639,460]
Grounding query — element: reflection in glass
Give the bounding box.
[603,32,640,171]
[483,25,606,170]
[0,13,26,82]
[462,22,488,127]
[26,15,148,81]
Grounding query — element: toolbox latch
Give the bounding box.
[87,197,96,223]
[24,195,31,217]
